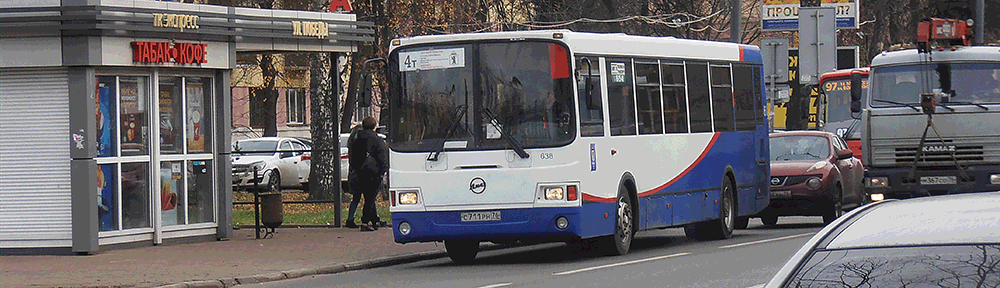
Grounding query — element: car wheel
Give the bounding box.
[444,240,479,263]
[823,186,844,225]
[603,185,633,256]
[761,215,778,226]
[685,177,736,240]
[267,170,281,193]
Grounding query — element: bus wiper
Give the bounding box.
[872,99,920,111]
[942,101,989,110]
[482,107,529,159]
[427,105,468,161]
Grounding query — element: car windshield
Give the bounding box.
[770,135,830,161]
[387,41,576,152]
[233,140,278,156]
[785,245,1000,288]
[871,62,1000,106]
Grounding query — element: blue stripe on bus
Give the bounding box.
[741,45,763,64]
[392,203,618,243]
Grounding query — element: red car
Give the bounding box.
[760,131,866,225]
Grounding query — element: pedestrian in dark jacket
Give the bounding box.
[348,117,388,231]
[343,124,363,228]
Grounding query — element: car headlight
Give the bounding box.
[399,191,418,205]
[544,186,565,200]
[866,177,889,188]
[250,161,266,174]
[805,161,830,173]
[991,174,1000,185]
[806,177,822,189]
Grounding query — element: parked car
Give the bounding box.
[760,131,866,225]
[232,137,311,192]
[764,192,1000,287]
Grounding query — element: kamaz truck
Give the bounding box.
[851,18,1000,200]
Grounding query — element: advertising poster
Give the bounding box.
[160,162,181,226]
[98,164,117,231]
[159,81,181,154]
[120,79,147,155]
[97,79,116,157]
[186,82,205,152]
[761,0,859,31]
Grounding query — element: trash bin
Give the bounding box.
[260,193,283,229]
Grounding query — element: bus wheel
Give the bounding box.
[603,185,633,256]
[685,177,736,240]
[734,216,749,229]
[444,240,479,264]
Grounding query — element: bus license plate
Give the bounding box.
[461,211,501,222]
[771,190,791,198]
[920,176,957,185]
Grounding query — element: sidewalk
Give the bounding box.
[1,226,450,288]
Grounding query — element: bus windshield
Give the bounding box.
[871,62,1000,106]
[388,41,576,152]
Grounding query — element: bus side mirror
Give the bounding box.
[358,72,372,108]
[850,72,862,113]
[358,58,386,108]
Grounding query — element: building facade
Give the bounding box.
[0,0,372,254]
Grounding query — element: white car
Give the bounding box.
[232,137,311,192]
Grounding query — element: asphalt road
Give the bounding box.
[247,216,827,288]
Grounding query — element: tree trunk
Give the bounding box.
[260,53,279,137]
[306,52,339,201]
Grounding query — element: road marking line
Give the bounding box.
[718,233,814,249]
[745,284,765,288]
[552,252,691,276]
[477,283,512,288]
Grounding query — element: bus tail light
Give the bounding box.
[567,185,577,201]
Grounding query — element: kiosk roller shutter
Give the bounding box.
[0,68,72,247]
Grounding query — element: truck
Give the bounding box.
[851,18,1000,200]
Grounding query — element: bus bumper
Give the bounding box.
[864,164,1000,199]
[391,207,584,244]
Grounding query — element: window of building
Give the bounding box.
[287,88,306,124]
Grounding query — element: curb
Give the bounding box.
[156,243,514,288]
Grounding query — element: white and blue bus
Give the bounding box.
[383,30,770,262]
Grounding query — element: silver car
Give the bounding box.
[232,137,311,192]
[765,192,1000,287]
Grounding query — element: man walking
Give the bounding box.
[348,117,388,231]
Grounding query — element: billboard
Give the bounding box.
[762,0,859,31]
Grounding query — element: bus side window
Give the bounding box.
[661,63,689,133]
[733,65,756,131]
[635,61,663,135]
[577,57,604,137]
[686,62,712,133]
[711,64,735,132]
[607,58,637,136]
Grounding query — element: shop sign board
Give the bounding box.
[761,0,859,31]
[153,13,199,32]
[131,41,208,64]
[292,21,328,39]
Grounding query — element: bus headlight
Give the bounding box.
[399,191,419,205]
[866,177,889,188]
[544,186,565,200]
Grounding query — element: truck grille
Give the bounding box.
[871,137,1000,167]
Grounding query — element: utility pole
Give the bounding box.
[975,0,984,45]
[731,0,741,43]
